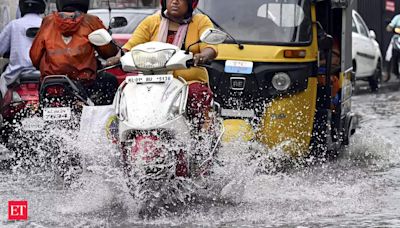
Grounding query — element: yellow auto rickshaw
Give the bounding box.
[198,0,357,157]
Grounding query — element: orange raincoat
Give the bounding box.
[30,12,118,83]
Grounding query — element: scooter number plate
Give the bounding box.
[221,109,256,118]
[43,107,71,121]
[126,75,173,84]
[224,60,253,74]
[21,117,45,131]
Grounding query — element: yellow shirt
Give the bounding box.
[123,13,217,83]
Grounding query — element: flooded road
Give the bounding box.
[1,87,400,227]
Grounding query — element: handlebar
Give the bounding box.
[97,63,122,74]
[186,59,212,68]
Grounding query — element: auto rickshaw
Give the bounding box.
[198,0,357,157]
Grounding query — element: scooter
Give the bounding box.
[102,28,228,215]
[386,27,400,81]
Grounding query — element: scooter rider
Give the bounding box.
[0,0,45,98]
[386,14,400,79]
[30,0,119,105]
[107,0,217,130]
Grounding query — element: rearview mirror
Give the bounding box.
[88,29,112,46]
[109,17,128,29]
[26,27,40,38]
[200,28,228,45]
[369,30,376,39]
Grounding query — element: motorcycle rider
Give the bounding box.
[30,0,119,105]
[0,0,45,98]
[108,0,217,130]
[386,14,400,79]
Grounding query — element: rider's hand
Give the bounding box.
[193,53,210,66]
[106,56,121,66]
[193,47,217,66]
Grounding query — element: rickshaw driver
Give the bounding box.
[317,24,342,110]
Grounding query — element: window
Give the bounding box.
[354,13,369,37]
[198,0,312,44]
[352,19,358,33]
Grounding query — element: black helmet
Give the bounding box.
[56,0,90,13]
[19,0,46,17]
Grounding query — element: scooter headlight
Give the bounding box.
[272,72,291,91]
[132,49,176,70]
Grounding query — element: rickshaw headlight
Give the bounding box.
[272,72,291,91]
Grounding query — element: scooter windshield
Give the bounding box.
[198,0,312,45]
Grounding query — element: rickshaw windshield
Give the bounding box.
[198,0,312,45]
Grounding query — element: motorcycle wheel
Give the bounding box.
[124,147,193,217]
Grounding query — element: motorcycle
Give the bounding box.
[102,28,228,215]
[5,29,122,183]
[5,74,93,180]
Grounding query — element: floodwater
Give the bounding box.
[1,83,400,227]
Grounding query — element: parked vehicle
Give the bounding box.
[88,6,158,83]
[89,8,157,45]
[110,28,227,215]
[198,0,357,158]
[352,10,383,91]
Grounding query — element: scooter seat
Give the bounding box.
[19,71,40,83]
[7,71,40,88]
